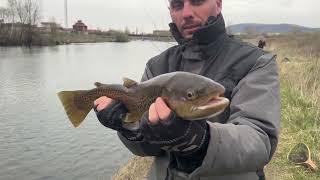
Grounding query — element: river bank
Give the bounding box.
[0,31,174,46]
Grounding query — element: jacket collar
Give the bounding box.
[169,14,226,45]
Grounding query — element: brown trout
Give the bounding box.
[57,72,229,127]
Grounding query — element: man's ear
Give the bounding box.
[167,0,171,11]
[216,0,222,14]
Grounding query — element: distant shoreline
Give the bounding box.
[0,32,175,47]
[2,31,317,47]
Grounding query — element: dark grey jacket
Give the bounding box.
[118,14,280,180]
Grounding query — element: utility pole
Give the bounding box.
[64,0,68,28]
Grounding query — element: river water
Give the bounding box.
[0,41,174,180]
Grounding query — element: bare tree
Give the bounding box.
[48,16,58,40]
[0,7,14,45]
[124,26,131,35]
[0,7,10,23]
[24,0,41,45]
[25,0,40,26]
[0,8,7,43]
[2,0,41,45]
[7,0,18,22]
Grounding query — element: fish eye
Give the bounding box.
[186,91,196,100]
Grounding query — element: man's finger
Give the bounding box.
[149,103,160,124]
[94,96,113,112]
[155,97,172,121]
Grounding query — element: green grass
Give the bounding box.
[265,32,320,179]
[201,33,320,179]
[266,81,320,180]
[281,82,319,131]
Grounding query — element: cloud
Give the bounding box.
[223,0,320,27]
[41,0,171,32]
[2,0,319,32]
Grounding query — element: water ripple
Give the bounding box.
[0,41,174,179]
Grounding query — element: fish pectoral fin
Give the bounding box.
[122,77,138,88]
[124,112,140,123]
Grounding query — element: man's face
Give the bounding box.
[169,0,222,39]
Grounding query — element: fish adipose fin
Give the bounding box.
[57,91,92,127]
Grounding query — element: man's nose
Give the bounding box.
[182,2,194,19]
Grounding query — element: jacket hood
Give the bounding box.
[169,14,226,45]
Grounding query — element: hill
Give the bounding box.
[227,23,320,34]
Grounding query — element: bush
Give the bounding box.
[113,31,129,42]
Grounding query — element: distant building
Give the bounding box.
[72,20,87,32]
[41,22,62,29]
[0,19,4,24]
[40,22,63,32]
[153,30,171,37]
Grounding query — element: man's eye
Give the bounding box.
[170,0,183,10]
[190,0,205,6]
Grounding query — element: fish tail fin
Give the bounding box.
[57,90,92,128]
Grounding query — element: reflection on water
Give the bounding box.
[0,41,174,180]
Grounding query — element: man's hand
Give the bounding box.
[94,97,143,141]
[148,97,172,124]
[141,97,209,156]
[94,96,113,112]
[94,96,129,133]
[94,96,209,155]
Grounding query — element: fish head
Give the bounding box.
[162,72,230,120]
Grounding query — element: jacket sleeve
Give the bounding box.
[187,53,280,177]
[117,64,166,157]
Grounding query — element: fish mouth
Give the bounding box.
[197,95,229,111]
[188,93,229,120]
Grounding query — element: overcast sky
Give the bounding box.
[0,0,319,33]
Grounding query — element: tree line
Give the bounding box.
[0,0,40,46]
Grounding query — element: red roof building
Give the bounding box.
[72,20,87,32]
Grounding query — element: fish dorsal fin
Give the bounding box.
[123,77,138,88]
[94,82,104,87]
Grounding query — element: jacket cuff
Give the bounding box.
[118,132,165,157]
[171,121,220,178]
[190,122,220,176]
[170,123,210,173]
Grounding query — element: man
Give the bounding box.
[94,0,280,179]
[258,39,266,49]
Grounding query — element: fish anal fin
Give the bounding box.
[123,77,138,88]
[124,112,140,123]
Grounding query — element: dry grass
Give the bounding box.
[264,32,320,180]
[112,156,154,180]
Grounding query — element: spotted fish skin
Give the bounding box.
[57,72,229,128]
